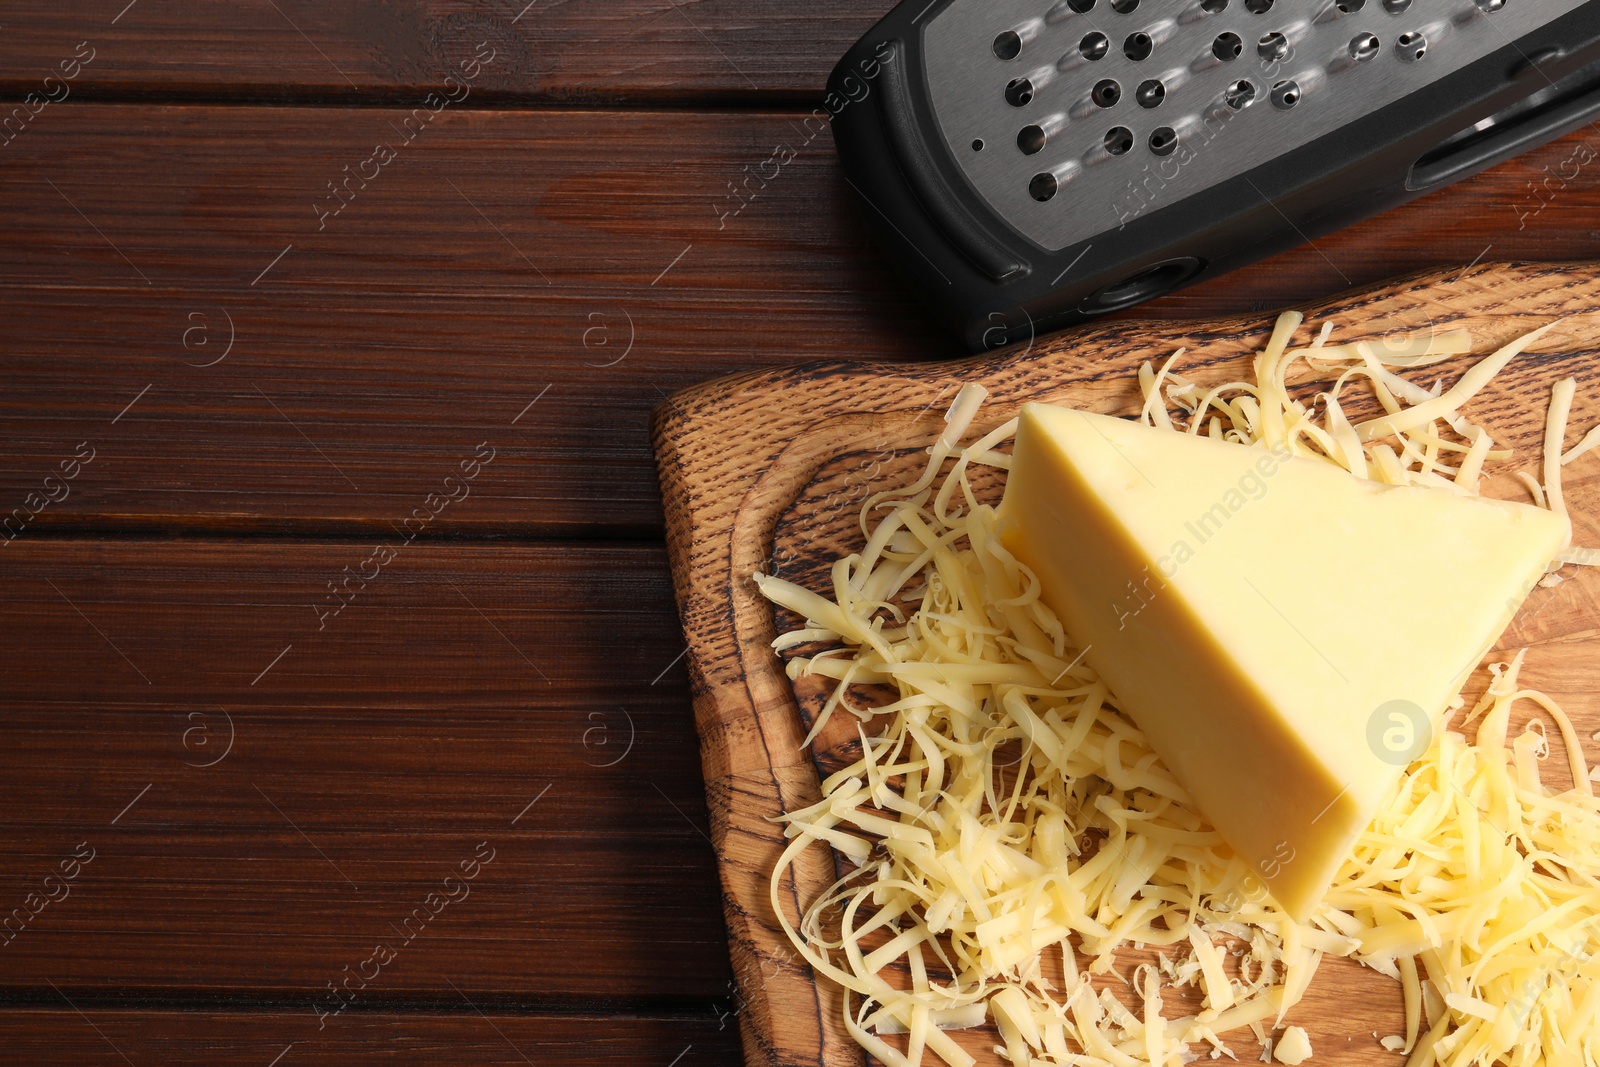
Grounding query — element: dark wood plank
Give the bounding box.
[0,285,932,539]
[0,0,892,102]
[0,104,943,537]
[0,1010,740,1066]
[0,105,918,298]
[2,108,1599,536]
[0,540,728,998]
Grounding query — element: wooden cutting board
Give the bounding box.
[652,262,1600,1067]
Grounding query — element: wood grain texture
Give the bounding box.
[654,262,1600,1067]
[0,0,894,102]
[0,104,942,536]
[0,1010,740,1065]
[2,109,1600,534]
[0,541,729,999]
[3,35,1600,1063]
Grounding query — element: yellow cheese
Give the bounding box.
[1273,1026,1313,1065]
[997,403,1570,920]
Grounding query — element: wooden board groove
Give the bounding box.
[655,262,1600,1067]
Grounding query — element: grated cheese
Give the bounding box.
[759,316,1600,1067]
[1564,422,1600,466]
[1545,378,1577,522]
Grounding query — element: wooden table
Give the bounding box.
[0,4,1596,1064]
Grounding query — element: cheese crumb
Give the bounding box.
[1274,1027,1312,1065]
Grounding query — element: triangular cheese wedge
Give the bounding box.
[997,403,1570,920]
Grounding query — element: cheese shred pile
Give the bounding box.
[757,314,1600,1067]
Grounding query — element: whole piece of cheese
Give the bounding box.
[996,403,1570,920]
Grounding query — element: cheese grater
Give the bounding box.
[828,0,1600,351]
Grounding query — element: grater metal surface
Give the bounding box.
[828,0,1600,350]
[929,0,1590,251]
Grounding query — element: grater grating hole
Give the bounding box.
[1224,79,1257,108]
[1475,0,1506,9]
[1093,78,1123,106]
[1257,32,1290,62]
[1080,32,1111,60]
[1137,79,1166,107]
[1396,31,1426,61]
[1383,0,1410,12]
[1110,0,1140,12]
[1213,32,1243,60]
[1018,124,1047,154]
[1271,79,1300,108]
[1349,32,1380,60]
[1201,0,1229,10]
[993,31,1023,60]
[1104,126,1135,154]
[1124,32,1154,60]
[1149,126,1178,155]
[1336,0,1365,10]
[1030,172,1059,201]
[1243,0,1274,12]
[972,138,985,151]
[1068,0,1097,11]
[1006,77,1036,106]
